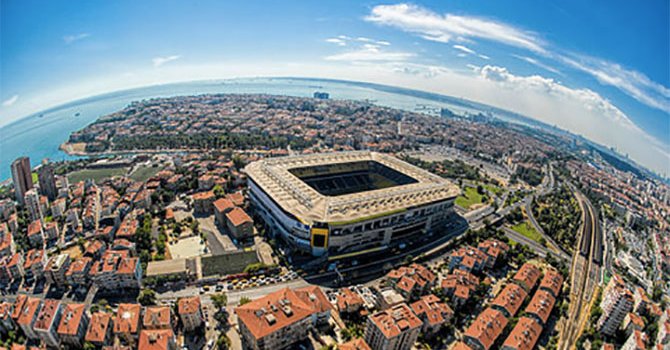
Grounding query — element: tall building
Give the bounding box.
[24,189,42,222]
[597,275,634,336]
[38,161,58,201]
[11,157,33,205]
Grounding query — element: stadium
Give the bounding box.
[245,151,460,258]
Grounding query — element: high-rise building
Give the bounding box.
[38,161,58,201]
[597,275,634,337]
[11,157,33,205]
[24,189,42,222]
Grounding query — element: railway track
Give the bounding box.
[559,188,603,350]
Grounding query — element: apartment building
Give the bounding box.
[57,303,89,347]
[177,296,202,332]
[364,303,422,350]
[236,287,332,350]
[33,299,63,347]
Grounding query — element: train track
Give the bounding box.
[559,188,603,350]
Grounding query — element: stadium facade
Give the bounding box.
[245,151,460,258]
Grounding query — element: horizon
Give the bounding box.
[1,0,669,174]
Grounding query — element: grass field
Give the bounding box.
[67,167,129,184]
[484,183,504,196]
[129,165,162,182]
[455,186,486,209]
[32,172,38,184]
[511,221,543,243]
[201,251,259,277]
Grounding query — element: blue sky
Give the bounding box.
[1,0,669,174]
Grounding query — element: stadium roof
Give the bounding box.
[245,151,459,225]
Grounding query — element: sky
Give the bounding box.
[1,0,669,175]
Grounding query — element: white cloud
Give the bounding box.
[365,3,546,53]
[453,44,475,55]
[326,35,392,47]
[559,54,670,113]
[476,65,669,172]
[325,44,414,62]
[152,55,181,67]
[512,55,561,75]
[63,33,91,44]
[478,54,490,60]
[326,38,347,46]
[2,95,18,107]
[365,3,669,115]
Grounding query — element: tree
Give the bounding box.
[238,296,252,306]
[211,293,228,310]
[137,288,157,306]
[217,334,231,350]
[83,341,96,350]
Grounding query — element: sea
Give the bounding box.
[0,77,511,182]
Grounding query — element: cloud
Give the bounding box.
[476,64,669,171]
[453,44,475,55]
[512,55,561,75]
[365,3,669,114]
[325,44,414,62]
[326,35,392,47]
[2,95,18,107]
[559,54,670,113]
[152,55,181,67]
[365,3,546,53]
[478,54,490,60]
[63,33,91,44]
[326,38,347,46]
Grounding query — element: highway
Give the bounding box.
[558,186,603,350]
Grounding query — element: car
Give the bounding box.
[199,288,205,294]
[215,285,223,292]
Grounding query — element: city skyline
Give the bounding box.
[1,0,669,175]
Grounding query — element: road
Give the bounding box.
[558,186,602,350]
[501,226,569,261]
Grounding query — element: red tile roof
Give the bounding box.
[11,294,28,321]
[34,299,60,331]
[114,303,141,334]
[491,283,528,317]
[138,329,174,350]
[502,317,542,350]
[177,296,201,315]
[86,312,112,343]
[213,198,234,213]
[513,263,541,291]
[57,303,86,336]
[143,306,171,329]
[368,303,422,339]
[236,287,328,340]
[539,268,563,297]
[525,289,556,325]
[225,207,252,227]
[339,338,372,350]
[464,307,508,350]
[17,297,41,326]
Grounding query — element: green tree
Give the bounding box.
[211,293,228,309]
[137,288,157,306]
[238,296,252,306]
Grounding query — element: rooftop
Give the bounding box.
[178,296,201,315]
[86,312,112,343]
[138,329,174,350]
[368,303,422,339]
[57,303,86,336]
[502,317,542,350]
[464,307,508,350]
[114,303,141,334]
